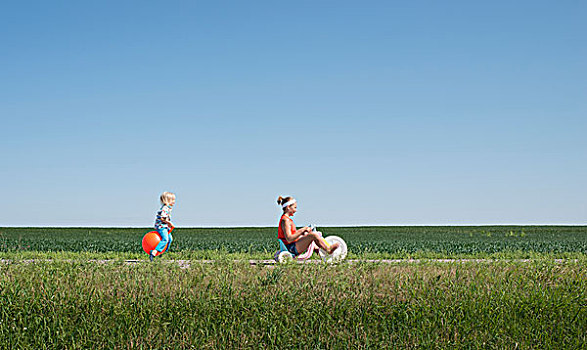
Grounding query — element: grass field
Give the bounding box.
[1,226,586,349]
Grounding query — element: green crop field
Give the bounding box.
[1,226,586,260]
[1,226,586,349]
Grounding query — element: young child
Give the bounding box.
[150,191,176,261]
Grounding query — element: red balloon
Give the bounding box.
[142,231,169,256]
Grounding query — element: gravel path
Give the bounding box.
[0,258,579,269]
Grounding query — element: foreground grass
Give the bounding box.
[1,260,586,349]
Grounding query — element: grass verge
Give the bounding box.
[1,260,585,349]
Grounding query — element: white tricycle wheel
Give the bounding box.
[277,250,294,264]
[318,236,347,263]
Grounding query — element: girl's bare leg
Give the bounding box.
[296,232,340,255]
[294,234,316,254]
[327,242,340,254]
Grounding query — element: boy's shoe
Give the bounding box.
[149,251,156,262]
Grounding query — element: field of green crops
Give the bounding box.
[1,226,586,260]
[1,226,586,349]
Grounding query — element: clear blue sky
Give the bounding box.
[1,1,585,227]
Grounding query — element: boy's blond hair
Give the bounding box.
[160,192,176,206]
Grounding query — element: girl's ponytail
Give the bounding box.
[277,196,295,211]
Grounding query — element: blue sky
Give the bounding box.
[1,1,585,227]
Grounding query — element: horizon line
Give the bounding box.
[2,223,586,228]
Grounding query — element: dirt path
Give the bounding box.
[0,258,579,269]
